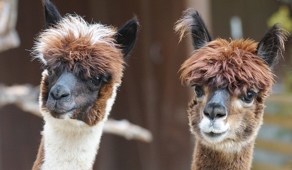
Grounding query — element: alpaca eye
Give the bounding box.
[240,91,256,103]
[90,77,102,86]
[47,70,54,76]
[194,86,204,98]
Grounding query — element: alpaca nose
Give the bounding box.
[203,103,227,120]
[50,85,70,100]
[203,88,229,120]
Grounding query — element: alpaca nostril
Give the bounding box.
[203,106,214,119]
[50,85,70,100]
[203,110,211,118]
[214,105,227,119]
[215,113,226,119]
[203,103,227,120]
[59,92,69,98]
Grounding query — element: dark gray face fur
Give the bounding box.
[44,70,103,119]
[203,89,229,122]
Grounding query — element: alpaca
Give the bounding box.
[175,9,288,170]
[31,0,138,169]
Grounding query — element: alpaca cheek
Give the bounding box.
[240,112,260,141]
[229,105,260,142]
[188,105,202,135]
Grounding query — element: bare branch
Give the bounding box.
[103,119,153,143]
[0,84,152,143]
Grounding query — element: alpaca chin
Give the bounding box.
[200,130,229,144]
[199,113,230,143]
[45,100,76,119]
[53,110,75,119]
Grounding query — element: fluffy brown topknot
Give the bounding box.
[33,15,124,83]
[180,38,274,96]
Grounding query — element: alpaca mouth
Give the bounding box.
[50,108,76,119]
[204,131,226,137]
[46,98,76,116]
[50,108,76,118]
[50,108,75,115]
[202,130,228,140]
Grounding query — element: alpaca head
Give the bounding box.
[175,9,288,152]
[32,0,138,126]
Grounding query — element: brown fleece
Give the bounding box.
[187,92,265,145]
[192,141,254,170]
[36,16,125,126]
[71,82,115,125]
[39,71,117,126]
[187,85,266,170]
[39,31,124,83]
[175,8,288,170]
[32,6,130,170]
[180,39,274,96]
[182,39,272,170]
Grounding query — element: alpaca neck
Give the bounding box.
[41,120,105,170]
[33,84,119,170]
[192,140,254,170]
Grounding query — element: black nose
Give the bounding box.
[203,103,226,120]
[49,85,70,100]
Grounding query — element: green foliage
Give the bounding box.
[283,70,292,93]
[267,6,292,32]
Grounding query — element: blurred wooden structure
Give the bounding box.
[252,95,292,170]
[0,0,291,170]
[0,0,20,52]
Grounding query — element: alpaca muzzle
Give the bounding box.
[46,72,77,117]
[199,89,230,143]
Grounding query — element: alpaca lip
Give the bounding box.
[51,108,75,115]
[47,104,73,114]
[50,108,76,118]
[46,97,75,114]
[203,131,227,138]
[46,100,76,117]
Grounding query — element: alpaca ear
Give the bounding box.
[175,8,212,50]
[43,0,62,28]
[115,17,139,57]
[257,24,289,68]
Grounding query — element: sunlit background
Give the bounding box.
[0,0,291,170]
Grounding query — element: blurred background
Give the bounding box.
[0,0,291,169]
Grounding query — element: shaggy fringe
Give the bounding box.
[179,39,275,96]
[32,14,124,83]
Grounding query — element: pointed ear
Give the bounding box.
[175,8,212,50]
[115,17,139,57]
[43,0,62,28]
[257,24,289,68]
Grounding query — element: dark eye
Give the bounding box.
[194,85,204,98]
[90,76,102,86]
[240,91,256,103]
[47,70,54,76]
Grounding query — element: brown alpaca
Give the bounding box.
[31,0,138,169]
[175,9,289,170]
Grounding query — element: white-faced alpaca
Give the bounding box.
[31,0,138,169]
[175,9,289,170]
